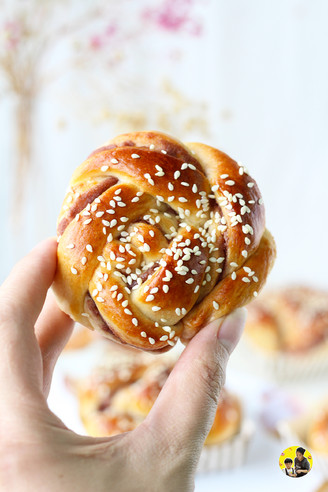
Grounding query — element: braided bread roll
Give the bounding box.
[53,131,276,352]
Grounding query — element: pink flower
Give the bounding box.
[142,0,202,35]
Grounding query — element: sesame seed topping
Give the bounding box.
[66,243,75,249]
[152,306,161,311]
[226,180,235,186]
[141,331,147,338]
[174,171,180,179]
[220,174,229,179]
[175,308,181,316]
[146,295,154,302]
[101,165,109,172]
[247,182,254,188]
[81,256,87,265]
[163,285,169,293]
[253,291,258,297]
[97,296,105,302]
[71,267,77,275]
[149,144,155,150]
[213,301,219,310]
[231,272,237,280]
[160,335,168,341]
[241,250,248,258]
[96,211,104,217]
[111,158,118,164]
[132,318,138,326]
[148,337,155,344]
[131,153,140,159]
[83,218,92,225]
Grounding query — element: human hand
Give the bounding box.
[0,238,246,492]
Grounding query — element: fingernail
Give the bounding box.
[217,308,247,354]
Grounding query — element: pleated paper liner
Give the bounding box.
[197,419,255,473]
[231,336,328,382]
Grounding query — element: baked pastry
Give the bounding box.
[75,357,241,443]
[53,131,276,352]
[245,286,328,353]
[307,408,328,454]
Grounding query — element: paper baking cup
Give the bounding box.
[231,337,328,381]
[197,419,255,473]
[277,403,328,479]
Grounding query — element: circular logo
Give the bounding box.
[279,445,312,478]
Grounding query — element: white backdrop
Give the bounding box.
[1,0,328,289]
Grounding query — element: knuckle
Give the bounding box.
[197,352,228,407]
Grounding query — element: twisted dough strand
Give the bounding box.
[53,131,276,352]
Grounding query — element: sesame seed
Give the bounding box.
[146,295,154,302]
[97,256,105,262]
[152,306,161,311]
[110,219,117,228]
[163,285,169,293]
[92,289,98,297]
[175,308,181,316]
[101,165,109,172]
[253,276,258,282]
[111,158,118,164]
[194,285,200,293]
[81,256,87,265]
[149,144,155,150]
[161,149,167,154]
[160,335,168,341]
[253,291,258,297]
[245,237,251,245]
[213,301,219,310]
[178,197,188,202]
[185,278,194,284]
[174,171,180,179]
[231,272,237,280]
[132,318,138,326]
[124,308,133,315]
[220,174,229,179]
[148,337,155,344]
[96,211,104,217]
[71,267,78,275]
[66,243,75,249]
[141,331,147,338]
[97,296,105,302]
[259,198,264,204]
[131,196,139,203]
[83,218,92,225]
[241,250,248,258]
[132,153,140,159]
[226,180,235,186]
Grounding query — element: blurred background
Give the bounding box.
[1,1,328,491]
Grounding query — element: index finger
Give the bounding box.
[0,238,57,404]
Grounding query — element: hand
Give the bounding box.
[0,238,246,492]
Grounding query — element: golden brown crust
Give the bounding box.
[307,408,328,454]
[53,131,276,352]
[245,286,328,353]
[76,356,241,442]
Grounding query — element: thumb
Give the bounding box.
[143,308,246,462]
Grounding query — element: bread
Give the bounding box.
[307,408,328,454]
[53,131,276,352]
[75,357,241,443]
[245,286,328,353]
